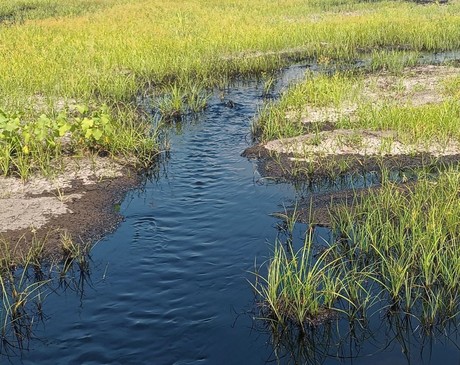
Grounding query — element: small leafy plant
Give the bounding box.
[0,105,132,179]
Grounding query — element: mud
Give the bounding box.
[244,144,460,181]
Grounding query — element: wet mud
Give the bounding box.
[244,143,460,227]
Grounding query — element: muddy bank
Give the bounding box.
[0,157,140,259]
[244,143,460,181]
[244,145,460,228]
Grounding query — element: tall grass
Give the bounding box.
[2,0,460,110]
[2,0,460,174]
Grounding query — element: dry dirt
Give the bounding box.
[0,156,139,258]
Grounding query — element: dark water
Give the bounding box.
[6,64,460,364]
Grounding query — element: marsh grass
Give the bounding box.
[154,82,210,122]
[350,100,460,144]
[254,62,460,163]
[254,167,460,330]
[3,0,460,176]
[254,72,361,141]
[368,50,420,73]
[0,230,94,350]
[2,0,460,109]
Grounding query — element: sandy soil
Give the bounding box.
[0,156,139,258]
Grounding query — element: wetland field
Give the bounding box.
[1,0,460,363]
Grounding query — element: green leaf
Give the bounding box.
[81,118,94,131]
[85,128,93,139]
[100,115,110,126]
[58,123,71,137]
[23,131,31,144]
[4,118,20,132]
[92,129,103,141]
[76,104,89,114]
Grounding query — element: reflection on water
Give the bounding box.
[261,308,460,365]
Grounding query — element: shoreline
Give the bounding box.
[0,156,140,260]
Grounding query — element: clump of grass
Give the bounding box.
[368,50,420,73]
[155,81,210,121]
[60,231,91,275]
[254,167,460,330]
[253,72,360,141]
[252,231,344,329]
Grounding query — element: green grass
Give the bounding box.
[254,63,460,148]
[254,167,460,329]
[0,230,95,348]
[349,100,460,145]
[2,0,460,176]
[2,0,460,109]
[254,72,359,140]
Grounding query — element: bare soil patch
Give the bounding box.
[0,157,139,259]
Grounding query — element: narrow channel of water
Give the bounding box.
[6,61,460,364]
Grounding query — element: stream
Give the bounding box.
[6,62,460,364]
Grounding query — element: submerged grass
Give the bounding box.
[254,167,460,330]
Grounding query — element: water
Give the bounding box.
[6,61,460,364]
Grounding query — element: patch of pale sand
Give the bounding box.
[363,65,460,106]
[298,65,460,125]
[0,195,82,232]
[0,157,126,233]
[264,129,460,160]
